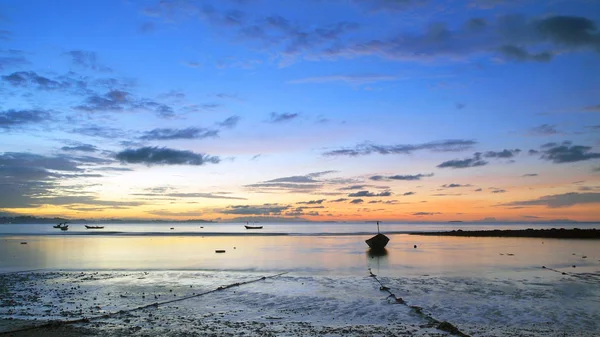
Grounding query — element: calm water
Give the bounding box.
[1,222,599,278]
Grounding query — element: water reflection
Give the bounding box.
[367,248,388,257]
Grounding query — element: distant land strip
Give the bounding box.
[411,228,600,239]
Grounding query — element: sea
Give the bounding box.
[1,221,599,336]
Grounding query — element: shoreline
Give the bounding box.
[411,228,600,239]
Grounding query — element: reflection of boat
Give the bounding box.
[244,225,263,229]
[53,222,69,229]
[366,221,389,250]
[85,225,104,229]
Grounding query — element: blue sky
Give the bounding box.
[1,0,599,222]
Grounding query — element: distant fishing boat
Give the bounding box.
[59,225,69,231]
[85,225,104,229]
[365,221,389,250]
[244,221,263,229]
[53,222,69,229]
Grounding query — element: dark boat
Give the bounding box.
[245,225,263,229]
[366,221,389,250]
[53,222,68,229]
[60,225,69,231]
[85,225,104,229]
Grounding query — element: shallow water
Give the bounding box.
[1,231,599,277]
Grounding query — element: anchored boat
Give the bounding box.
[85,225,104,229]
[365,221,389,250]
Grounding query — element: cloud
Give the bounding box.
[2,71,69,90]
[584,105,600,112]
[268,112,299,123]
[115,147,220,166]
[350,199,364,204]
[539,141,600,163]
[347,190,392,197]
[403,191,416,196]
[61,144,98,152]
[323,14,600,63]
[339,184,367,190]
[530,124,560,136]
[491,189,507,193]
[75,90,131,112]
[63,50,111,72]
[245,171,336,193]
[441,183,472,188]
[164,192,246,200]
[219,204,290,215]
[500,192,600,208]
[140,127,219,141]
[412,212,442,216]
[0,49,29,70]
[0,152,112,208]
[522,173,538,177]
[0,109,52,129]
[330,198,349,202]
[73,90,176,117]
[218,115,241,128]
[483,149,521,158]
[324,139,476,157]
[370,173,434,181]
[147,209,205,217]
[297,199,325,205]
[289,74,399,85]
[498,45,552,62]
[71,126,126,139]
[437,152,488,169]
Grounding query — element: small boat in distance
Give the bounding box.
[244,221,263,229]
[60,225,69,231]
[85,225,104,229]
[365,221,389,250]
[53,222,69,229]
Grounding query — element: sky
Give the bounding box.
[1,0,600,222]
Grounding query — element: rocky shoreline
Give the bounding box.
[412,228,600,239]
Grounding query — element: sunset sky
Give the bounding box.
[1,0,599,222]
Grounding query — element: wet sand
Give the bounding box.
[412,228,600,239]
[1,270,597,336]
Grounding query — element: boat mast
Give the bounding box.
[377,221,380,234]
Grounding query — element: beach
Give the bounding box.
[1,223,600,336]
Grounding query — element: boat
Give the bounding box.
[53,222,68,229]
[365,221,389,250]
[215,250,226,253]
[244,221,262,229]
[85,225,104,229]
[60,225,69,231]
[244,225,263,229]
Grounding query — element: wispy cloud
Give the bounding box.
[347,190,392,197]
[0,109,52,129]
[268,112,299,123]
[437,153,488,169]
[140,127,219,141]
[324,139,476,157]
[500,192,600,208]
[370,173,434,181]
